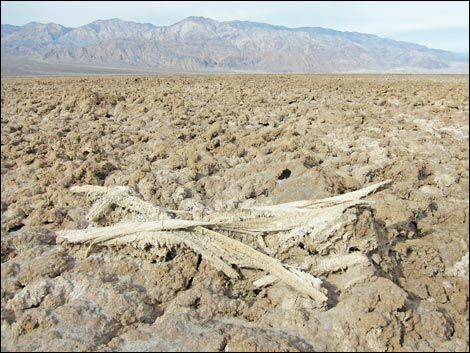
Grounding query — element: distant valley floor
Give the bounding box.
[2,56,468,77]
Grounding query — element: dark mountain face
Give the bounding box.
[1,22,72,56]
[56,19,157,47]
[1,17,468,73]
[1,24,20,37]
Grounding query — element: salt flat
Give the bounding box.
[1,74,468,351]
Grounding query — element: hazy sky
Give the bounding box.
[2,1,469,52]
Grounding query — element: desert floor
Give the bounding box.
[1,74,469,351]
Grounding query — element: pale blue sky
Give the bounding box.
[1,1,469,52]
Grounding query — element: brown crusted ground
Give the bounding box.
[1,74,469,351]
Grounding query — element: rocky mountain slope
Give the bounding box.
[1,17,468,73]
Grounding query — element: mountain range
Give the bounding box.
[1,17,469,75]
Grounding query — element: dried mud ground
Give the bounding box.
[1,74,469,352]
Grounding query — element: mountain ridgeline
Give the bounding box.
[1,17,468,74]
